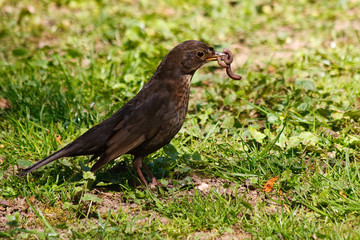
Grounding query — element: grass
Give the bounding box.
[1,0,360,239]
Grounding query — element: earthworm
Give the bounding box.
[217,56,229,68]
[216,48,242,80]
[223,48,233,65]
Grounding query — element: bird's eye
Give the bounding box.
[197,51,205,57]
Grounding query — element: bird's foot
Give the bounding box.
[148,178,159,189]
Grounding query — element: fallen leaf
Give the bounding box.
[339,190,346,198]
[55,134,62,144]
[355,97,360,110]
[0,199,10,206]
[0,98,11,110]
[263,175,279,193]
[267,65,275,74]
[197,183,210,191]
[29,195,35,203]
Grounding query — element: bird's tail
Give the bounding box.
[20,147,72,176]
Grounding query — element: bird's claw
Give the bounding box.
[148,178,159,189]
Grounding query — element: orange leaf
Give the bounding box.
[55,134,62,143]
[263,175,279,193]
[29,195,35,203]
[267,65,276,74]
[339,190,346,198]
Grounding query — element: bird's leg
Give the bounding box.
[133,156,159,188]
[142,164,159,187]
[133,156,148,186]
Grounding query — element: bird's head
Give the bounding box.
[155,40,225,77]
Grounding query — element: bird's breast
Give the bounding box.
[155,74,192,140]
[130,75,193,155]
[170,74,192,111]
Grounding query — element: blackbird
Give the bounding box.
[21,40,226,186]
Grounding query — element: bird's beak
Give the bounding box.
[206,52,226,62]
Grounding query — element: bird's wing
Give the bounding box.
[90,90,171,171]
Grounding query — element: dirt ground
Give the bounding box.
[1,174,287,239]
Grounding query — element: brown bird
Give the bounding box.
[21,40,225,186]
